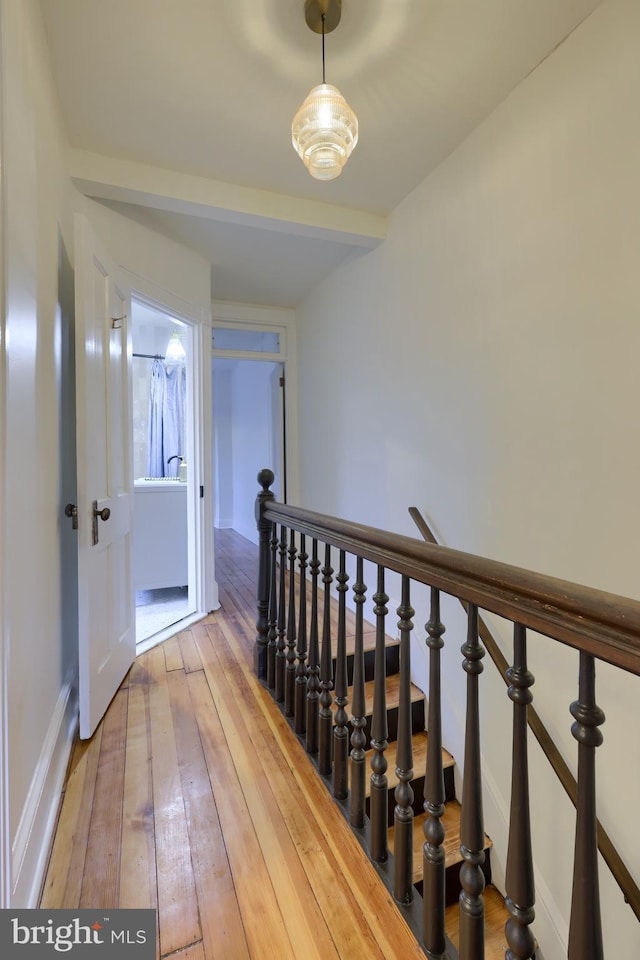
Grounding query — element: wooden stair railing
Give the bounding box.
[253,470,640,960]
[409,505,640,927]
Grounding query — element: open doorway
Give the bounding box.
[210,309,295,555]
[131,300,197,643]
[212,357,285,544]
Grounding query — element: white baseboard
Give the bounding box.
[11,671,78,907]
[214,519,233,529]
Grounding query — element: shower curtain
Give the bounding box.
[147,359,186,477]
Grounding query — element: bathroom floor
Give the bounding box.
[135,586,190,643]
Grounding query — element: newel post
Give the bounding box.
[254,468,275,679]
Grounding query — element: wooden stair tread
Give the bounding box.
[330,673,424,718]
[445,884,510,958]
[362,673,423,716]
[361,732,454,797]
[296,576,384,653]
[330,626,390,659]
[388,801,493,883]
[293,571,399,659]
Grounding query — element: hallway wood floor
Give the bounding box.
[40,529,426,960]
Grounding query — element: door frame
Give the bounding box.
[126,273,217,634]
[0,16,8,906]
[211,303,298,511]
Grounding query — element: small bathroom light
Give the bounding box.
[165,331,186,363]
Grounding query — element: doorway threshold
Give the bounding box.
[136,611,208,656]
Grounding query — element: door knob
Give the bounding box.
[92,500,111,545]
[64,503,78,530]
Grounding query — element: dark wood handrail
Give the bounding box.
[408,505,640,922]
[263,501,640,676]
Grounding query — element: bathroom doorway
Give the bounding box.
[131,300,197,644]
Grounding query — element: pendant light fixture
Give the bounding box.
[291,0,358,181]
[165,330,186,363]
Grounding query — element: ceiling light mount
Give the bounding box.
[304,0,342,35]
[292,0,358,181]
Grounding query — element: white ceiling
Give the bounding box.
[40,0,603,307]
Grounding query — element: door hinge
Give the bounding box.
[200,485,204,499]
[279,376,285,387]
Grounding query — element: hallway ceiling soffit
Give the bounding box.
[42,0,604,306]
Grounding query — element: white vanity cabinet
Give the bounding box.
[133,479,188,590]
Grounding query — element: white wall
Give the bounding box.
[295,0,640,955]
[79,199,211,314]
[0,0,213,906]
[2,0,77,906]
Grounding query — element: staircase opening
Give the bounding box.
[252,470,640,958]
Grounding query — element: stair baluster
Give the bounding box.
[318,544,334,775]
[350,557,367,828]
[294,534,308,735]
[254,468,275,679]
[394,575,415,905]
[568,652,605,960]
[505,623,536,959]
[275,524,288,702]
[306,539,321,755]
[370,566,390,863]
[267,524,278,689]
[459,603,486,960]
[423,586,447,958]
[284,529,298,716]
[333,550,350,799]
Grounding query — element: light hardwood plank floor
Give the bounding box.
[40,528,425,960]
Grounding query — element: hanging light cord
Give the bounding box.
[322,14,326,83]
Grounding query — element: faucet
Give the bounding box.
[167,454,187,483]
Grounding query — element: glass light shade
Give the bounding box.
[165,331,186,363]
[291,83,358,181]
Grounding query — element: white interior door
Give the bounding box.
[75,214,135,739]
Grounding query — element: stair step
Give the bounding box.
[388,803,508,953]
[356,732,456,823]
[445,884,511,959]
[331,633,400,684]
[307,593,398,679]
[363,731,455,797]
[330,624,379,657]
[360,673,423,718]
[334,674,425,743]
[388,800,493,884]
